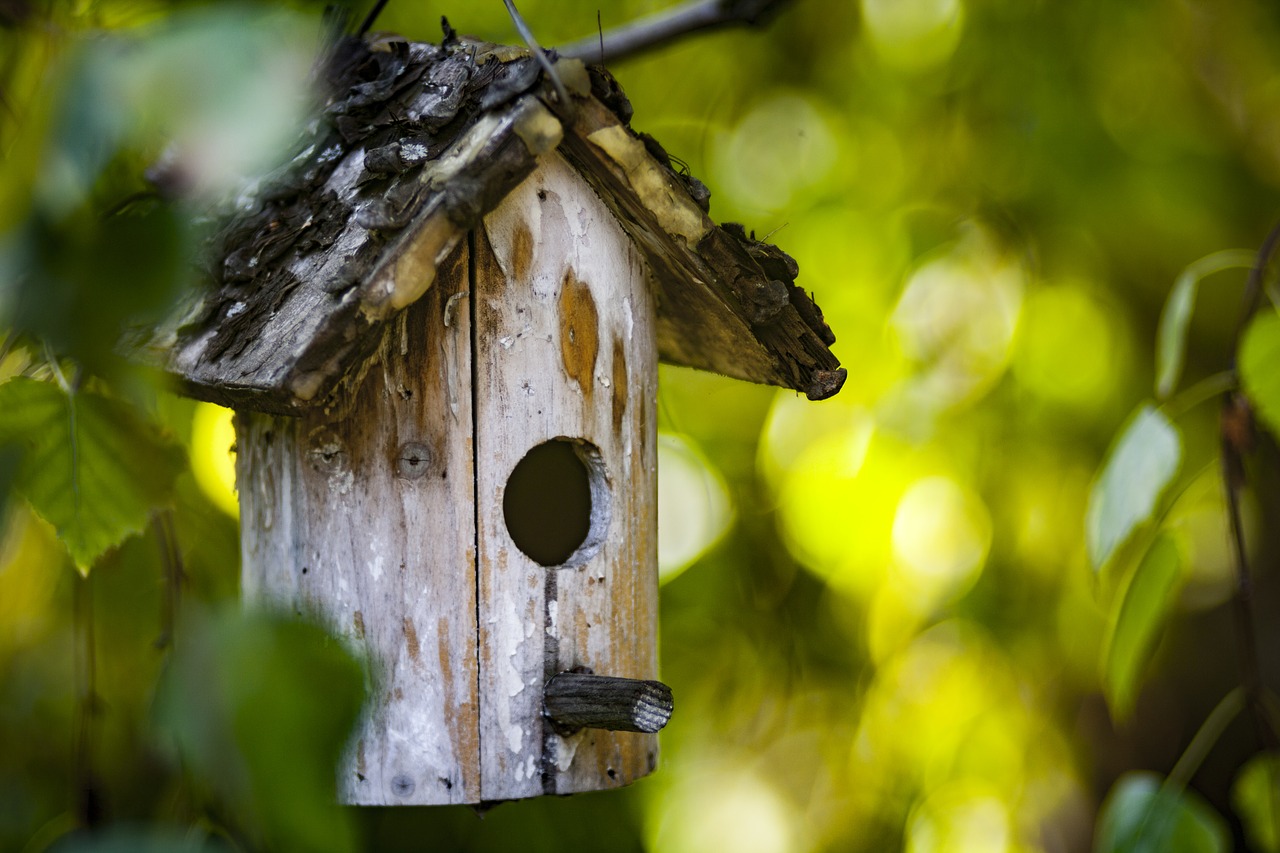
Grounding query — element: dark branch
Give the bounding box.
[559,0,798,64]
[1221,219,1280,752]
[357,0,390,36]
[502,0,569,105]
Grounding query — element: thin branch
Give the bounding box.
[502,0,568,106]
[559,0,798,65]
[357,0,390,36]
[1162,370,1236,420]
[73,569,104,828]
[1220,220,1280,752]
[153,509,184,651]
[1233,220,1280,348]
[1167,687,1245,790]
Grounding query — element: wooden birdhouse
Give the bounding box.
[151,31,843,807]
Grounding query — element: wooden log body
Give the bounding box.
[235,152,659,805]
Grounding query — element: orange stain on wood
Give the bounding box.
[611,338,628,438]
[559,269,599,400]
[511,221,533,283]
[402,617,421,665]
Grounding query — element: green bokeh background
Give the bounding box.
[3,0,1280,850]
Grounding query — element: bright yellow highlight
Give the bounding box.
[1013,283,1123,408]
[658,432,733,583]
[891,476,991,602]
[191,402,238,517]
[891,226,1024,412]
[852,622,1083,849]
[907,782,1012,853]
[648,764,799,853]
[776,426,918,601]
[715,92,839,212]
[0,509,63,661]
[861,0,965,71]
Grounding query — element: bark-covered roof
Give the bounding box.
[153,30,845,414]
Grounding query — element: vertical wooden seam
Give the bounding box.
[541,567,558,795]
[467,228,484,803]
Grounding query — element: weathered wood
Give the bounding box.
[473,153,660,799]
[152,34,843,414]
[236,244,481,805]
[544,673,674,734]
[554,95,845,399]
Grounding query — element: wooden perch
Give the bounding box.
[544,672,674,734]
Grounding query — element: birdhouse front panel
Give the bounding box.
[473,153,658,801]
[235,246,483,805]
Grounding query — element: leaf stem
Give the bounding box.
[1161,371,1236,419]
[72,569,103,828]
[1166,687,1245,790]
[1220,221,1280,752]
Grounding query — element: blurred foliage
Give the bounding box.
[3,0,1280,852]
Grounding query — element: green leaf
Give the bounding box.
[1095,772,1229,853]
[155,607,365,853]
[1103,533,1183,721]
[1086,404,1182,570]
[1155,250,1254,400]
[1232,753,1280,853]
[1240,311,1280,441]
[51,827,222,853]
[0,377,184,572]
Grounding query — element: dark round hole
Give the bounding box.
[503,439,595,567]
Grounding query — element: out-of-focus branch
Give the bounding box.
[558,0,799,65]
[1221,219,1280,752]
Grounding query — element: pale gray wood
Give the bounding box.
[236,247,480,805]
[544,673,674,734]
[474,153,660,800]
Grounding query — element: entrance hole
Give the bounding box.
[503,438,609,567]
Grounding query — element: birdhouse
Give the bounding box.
[151,31,843,807]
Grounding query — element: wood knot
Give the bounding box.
[395,441,433,479]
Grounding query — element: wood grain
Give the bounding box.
[474,153,660,800]
[237,244,480,805]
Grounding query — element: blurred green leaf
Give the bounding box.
[1232,752,1280,853]
[1155,250,1254,400]
[1103,533,1182,721]
[1240,311,1280,441]
[1086,404,1182,571]
[50,827,228,852]
[0,377,184,572]
[1,204,189,371]
[1095,771,1228,853]
[155,607,365,853]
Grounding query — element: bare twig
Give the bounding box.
[559,0,798,64]
[1221,219,1280,752]
[73,569,104,828]
[502,0,568,106]
[153,509,184,651]
[357,0,390,36]
[1167,687,1245,790]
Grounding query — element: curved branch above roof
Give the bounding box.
[150,33,844,414]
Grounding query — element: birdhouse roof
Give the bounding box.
[152,30,845,414]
